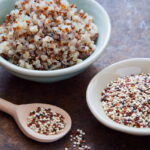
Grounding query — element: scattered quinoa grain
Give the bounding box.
[65,129,91,150]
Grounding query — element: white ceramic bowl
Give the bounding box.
[86,58,150,136]
[0,0,111,82]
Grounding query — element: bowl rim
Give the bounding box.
[0,0,111,77]
[86,58,150,135]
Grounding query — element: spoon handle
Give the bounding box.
[0,98,17,116]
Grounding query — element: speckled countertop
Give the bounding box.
[0,0,150,150]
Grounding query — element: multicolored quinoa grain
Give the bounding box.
[27,107,65,135]
[65,129,91,150]
[101,73,150,128]
[0,0,98,70]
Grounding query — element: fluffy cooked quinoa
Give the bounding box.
[0,0,98,70]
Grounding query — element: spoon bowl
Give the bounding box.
[0,98,72,142]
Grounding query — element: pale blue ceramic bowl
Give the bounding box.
[0,0,111,82]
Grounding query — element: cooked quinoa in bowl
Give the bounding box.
[0,0,98,70]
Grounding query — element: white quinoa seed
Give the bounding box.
[0,0,98,70]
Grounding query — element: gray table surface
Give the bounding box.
[0,0,150,150]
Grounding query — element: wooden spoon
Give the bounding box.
[0,98,72,142]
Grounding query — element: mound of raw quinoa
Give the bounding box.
[101,74,150,128]
[0,0,98,70]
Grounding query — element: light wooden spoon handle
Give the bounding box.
[0,98,17,116]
